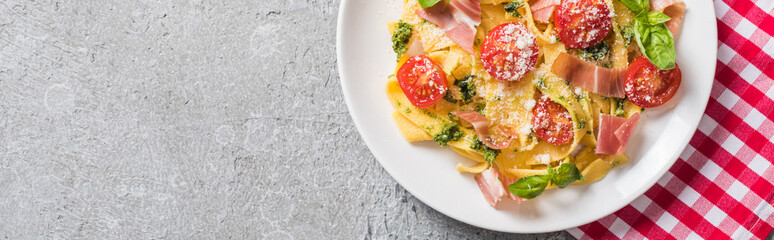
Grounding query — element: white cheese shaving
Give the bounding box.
[524,99,536,110]
[535,154,550,164]
[520,124,532,136]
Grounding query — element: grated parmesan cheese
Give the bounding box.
[515,35,531,50]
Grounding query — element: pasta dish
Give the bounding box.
[386,0,685,206]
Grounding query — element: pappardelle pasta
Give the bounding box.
[387,0,685,206]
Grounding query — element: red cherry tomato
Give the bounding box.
[396,55,449,108]
[532,97,574,145]
[554,0,612,49]
[481,22,539,82]
[624,56,682,108]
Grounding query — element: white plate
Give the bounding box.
[337,0,717,233]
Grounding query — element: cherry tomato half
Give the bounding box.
[397,55,449,108]
[554,0,612,49]
[532,97,574,145]
[624,56,682,108]
[481,22,539,82]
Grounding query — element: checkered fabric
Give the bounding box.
[567,0,774,239]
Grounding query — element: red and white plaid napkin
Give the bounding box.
[568,0,774,239]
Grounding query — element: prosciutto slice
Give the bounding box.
[596,112,640,155]
[650,0,686,38]
[550,52,627,98]
[475,168,508,207]
[531,7,555,23]
[405,37,426,58]
[452,111,515,149]
[416,0,481,54]
[530,0,560,23]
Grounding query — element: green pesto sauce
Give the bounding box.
[535,77,548,90]
[433,123,464,148]
[504,0,524,17]
[575,114,587,129]
[448,113,459,122]
[422,110,440,120]
[470,138,500,164]
[576,93,585,102]
[475,103,486,115]
[620,25,635,47]
[455,75,476,104]
[610,160,622,167]
[391,21,413,58]
[579,41,610,61]
[443,91,457,103]
[613,98,626,117]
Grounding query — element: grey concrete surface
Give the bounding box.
[0,0,575,239]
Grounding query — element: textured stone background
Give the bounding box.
[0,0,575,239]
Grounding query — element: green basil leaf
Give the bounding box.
[646,11,671,24]
[633,14,676,70]
[508,174,551,199]
[547,165,555,176]
[551,163,584,188]
[418,0,442,8]
[617,0,648,14]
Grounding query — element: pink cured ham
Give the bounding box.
[650,0,686,38]
[614,112,640,148]
[531,0,560,12]
[450,0,481,21]
[416,0,481,54]
[596,114,627,155]
[531,7,555,23]
[451,111,515,149]
[405,37,426,58]
[596,112,640,155]
[475,168,508,207]
[550,52,627,98]
[530,0,560,23]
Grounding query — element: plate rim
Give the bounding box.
[336,0,717,233]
